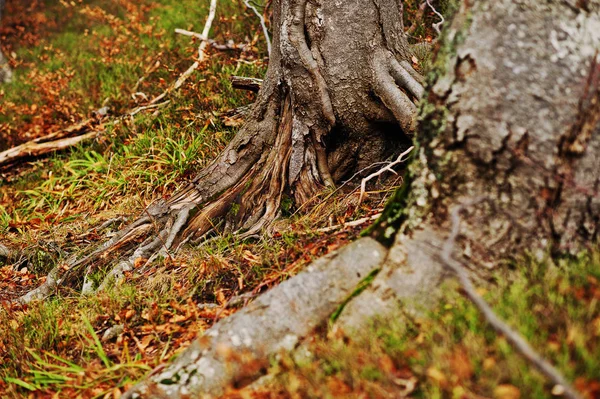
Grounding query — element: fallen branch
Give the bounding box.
[316,213,382,233]
[174,28,206,40]
[176,29,251,51]
[442,200,583,399]
[231,75,263,92]
[358,146,414,205]
[0,118,94,166]
[0,131,99,167]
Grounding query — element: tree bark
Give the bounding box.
[344,0,600,326]
[19,0,423,303]
[121,0,599,397]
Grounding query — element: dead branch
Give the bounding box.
[442,200,583,399]
[243,0,272,55]
[0,131,99,167]
[148,0,218,105]
[316,213,382,233]
[0,118,95,166]
[231,75,263,92]
[174,28,206,40]
[358,146,414,205]
[425,0,444,36]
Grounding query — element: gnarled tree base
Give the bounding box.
[18,0,423,304]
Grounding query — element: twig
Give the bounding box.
[174,28,206,40]
[316,213,382,233]
[149,0,218,105]
[358,146,414,205]
[231,75,263,92]
[441,200,583,399]
[406,2,427,35]
[243,0,272,55]
[425,0,444,36]
[128,100,171,117]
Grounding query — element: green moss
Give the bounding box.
[229,202,240,217]
[330,268,381,322]
[362,156,416,246]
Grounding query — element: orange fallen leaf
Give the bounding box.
[494,384,521,399]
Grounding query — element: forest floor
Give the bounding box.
[0,1,599,398]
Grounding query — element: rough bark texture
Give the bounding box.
[0,0,11,84]
[19,0,423,303]
[339,0,600,332]
[119,1,599,397]
[417,0,600,262]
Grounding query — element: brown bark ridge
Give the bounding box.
[122,0,598,397]
[19,0,423,303]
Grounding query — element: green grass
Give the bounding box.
[267,250,600,398]
[2,1,596,398]
[0,0,267,232]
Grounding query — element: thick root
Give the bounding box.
[121,238,388,398]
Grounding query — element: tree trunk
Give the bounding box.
[19,0,423,302]
[120,0,599,397]
[342,0,600,326]
[0,0,12,84]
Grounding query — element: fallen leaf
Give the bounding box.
[494,384,521,399]
[449,349,473,381]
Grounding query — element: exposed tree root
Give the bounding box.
[16,0,425,312]
[121,238,388,398]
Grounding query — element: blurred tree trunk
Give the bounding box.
[341,0,600,328]
[0,0,12,83]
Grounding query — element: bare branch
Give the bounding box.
[231,75,263,92]
[149,0,218,105]
[316,213,382,233]
[174,28,206,40]
[0,131,98,166]
[442,200,583,399]
[358,146,414,205]
[425,0,445,36]
[243,0,272,55]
